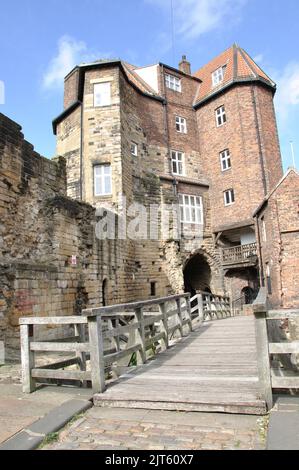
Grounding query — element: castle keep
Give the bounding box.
[0,45,298,357]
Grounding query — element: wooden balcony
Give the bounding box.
[222,243,258,267]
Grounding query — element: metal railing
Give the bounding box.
[222,243,257,266]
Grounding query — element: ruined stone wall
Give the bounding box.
[0,113,134,357]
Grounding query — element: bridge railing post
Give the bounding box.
[253,289,273,411]
[88,314,106,393]
[159,302,169,350]
[20,324,36,393]
[197,294,204,322]
[135,307,146,364]
[176,298,184,337]
[185,295,193,332]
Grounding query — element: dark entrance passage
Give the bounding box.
[184,254,212,295]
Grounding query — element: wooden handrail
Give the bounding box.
[190,292,232,321]
[253,288,299,411]
[82,293,190,317]
[20,293,192,394]
[222,242,257,265]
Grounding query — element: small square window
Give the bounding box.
[224,189,235,206]
[165,73,181,92]
[131,142,138,156]
[216,105,226,127]
[212,66,226,87]
[94,82,111,107]
[220,149,231,171]
[175,116,187,133]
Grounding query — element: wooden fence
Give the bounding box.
[20,291,235,394]
[190,292,232,321]
[253,288,299,410]
[20,294,192,394]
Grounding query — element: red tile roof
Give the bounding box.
[193,44,275,105]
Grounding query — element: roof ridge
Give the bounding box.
[239,47,275,86]
[238,47,258,78]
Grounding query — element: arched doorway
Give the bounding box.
[242,286,255,304]
[184,253,212,295]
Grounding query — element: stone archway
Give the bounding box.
[183,253,212,295]
[183,248,223,296]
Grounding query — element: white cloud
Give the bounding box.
[274,62,299,122]
[146,0,247,40]
[253,54,264,64]
[43,36,111,90]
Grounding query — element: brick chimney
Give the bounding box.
[179,55,191,75]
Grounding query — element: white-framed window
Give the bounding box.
[220,149,231,171]
[261,216,267,242]
[224,189,235,206]
[131,142,138,156]
[179,194,203,224]
[175,116,187,133]
[216,105,226,127]
[165,73,181,92]
[94,82,111,107]
[171,150,185,176]
[212,66,225,87]
[94,164,112,196]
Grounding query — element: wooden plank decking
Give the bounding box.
[94,316,267,415]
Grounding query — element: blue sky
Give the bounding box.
[0,0,298,170]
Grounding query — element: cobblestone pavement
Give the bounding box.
[43,407,267,450]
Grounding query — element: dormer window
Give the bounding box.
[212,66,226,87]
[165,73,181,92]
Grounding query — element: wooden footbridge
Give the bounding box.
[20,290,299,415]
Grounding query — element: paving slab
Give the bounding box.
[267,410,299,450]
[0,382,93,447]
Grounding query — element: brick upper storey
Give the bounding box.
[53,44,283,233]
[193,44,276,105]
[53,44,276,133]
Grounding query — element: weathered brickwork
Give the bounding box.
[1,45,295,359]
[255,169,299,308]
[1,113,163,357]
[54,52,286,307]
[197,84,283,231]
